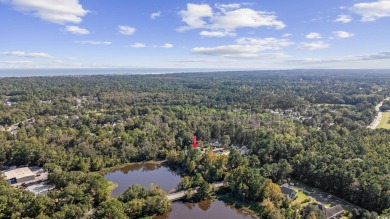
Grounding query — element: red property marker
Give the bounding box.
[193,135,198,148]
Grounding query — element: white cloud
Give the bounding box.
[215,3,241,11]
[191,37,293,58]
[287,51,390,64]
[178,3,213,31]
[130,43,173,49]
[193,46,259,56]
[334,15,352,23]
[298,41,329,50]
[351,0,390,22]
[333,31,354,38]
[0,60,34,65]
[199,30,236,37]
[150,11,161,19]
[160,43,173,49]
[74,41,112,45]
[282,33,292,38]
[211,8,285,30]
[361,51,390,60]
[65,25,89,35]
[306,32,322,39]
[178,3,285,37]
[130,43,146,48]
[1,51,52,58]
[118,25,136,35]
[236,37,294,48]
[2,0,88,24]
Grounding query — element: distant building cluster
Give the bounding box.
[197,140,250,157]
[266,108,308,122]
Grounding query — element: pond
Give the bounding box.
[155,199,257,219]
[104,162,181,197]
[104,162,257,219]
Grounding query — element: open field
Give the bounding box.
[377,111,390,129]
[292,191,313,206]
[291,180,361,212]
[316,103,352,107]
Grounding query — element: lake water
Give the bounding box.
[104,162,181,197]
[104,162,257,219]
[155,200,256,219]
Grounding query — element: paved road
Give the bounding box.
[167,182,223,201]
[368,97,389,129]
[291,183,364,211]
[307,190,362,210]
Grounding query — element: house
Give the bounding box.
[28,118,35,124]
[231,145,250,155]
[212,148,224,153]
[2,167,35,184]
[239,146,250,155]
[280,183,297,199]
[211,147,229,155]
[210,140,222,148]
[317,204,344,219]
[212,148,224,155]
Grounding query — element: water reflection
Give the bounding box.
[105,162,257,219]
[155,200,257,219]
[104,162,181,197]
[109,162,162,174]
[197,199,212,211]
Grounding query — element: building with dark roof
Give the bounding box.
[317,204,344,219]
[280,183,297,199]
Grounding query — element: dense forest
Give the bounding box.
[0,70,389,218]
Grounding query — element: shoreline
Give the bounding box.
[99,159,167,174]
[215,190,260,218]
[102,160,167,197]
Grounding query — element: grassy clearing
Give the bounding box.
[292,191,314,206]
[377,112,390,129]
[316,103,352,107]
[85,109,110,116]
[291,181,356,215]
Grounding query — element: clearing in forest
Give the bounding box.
[377,112,390,129]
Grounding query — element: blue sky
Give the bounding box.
[0,0,390,69]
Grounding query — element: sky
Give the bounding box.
[0,0,390,69]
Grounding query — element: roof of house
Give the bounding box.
[318,204,344,219]
[2,167,34,180]
[281,184,296,196]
